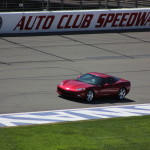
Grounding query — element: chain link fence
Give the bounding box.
[0,0,150,12]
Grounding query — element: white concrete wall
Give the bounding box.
[0,8,150,34]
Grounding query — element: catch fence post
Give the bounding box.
[61,0,64,10]
[105,0,109,8]
[135,0,138,8]
[80,0,83,9]
[47,0,50,11]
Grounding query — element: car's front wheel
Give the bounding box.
[86,90,94,102]
[118,88,126,100]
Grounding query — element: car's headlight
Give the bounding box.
[76,88,85,91]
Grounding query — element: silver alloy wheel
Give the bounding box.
[86,90,94,102]
[118,88,126,100]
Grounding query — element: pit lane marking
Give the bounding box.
[0,103,150,127]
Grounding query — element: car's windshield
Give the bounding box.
[77,74,104,86]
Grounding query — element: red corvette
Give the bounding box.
[57,72,131,102]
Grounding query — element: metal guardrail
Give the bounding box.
[0,0,150,12]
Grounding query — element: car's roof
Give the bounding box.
[88,72,112,78]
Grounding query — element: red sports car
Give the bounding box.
[57,72,131,102]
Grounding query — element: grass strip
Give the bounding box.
[0,115,150,150]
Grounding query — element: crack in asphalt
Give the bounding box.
[60,35,134,59]
[105,69,150,74]
[0,53,150,66]
[119,33,150,43]
[0,61,11,66]
[0,38,74,62]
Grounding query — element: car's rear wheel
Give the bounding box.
[86,90,94,102]
[118,88,126,100]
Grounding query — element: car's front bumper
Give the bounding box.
[57,86,86,99]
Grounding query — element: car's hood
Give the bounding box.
[62,80,94,91]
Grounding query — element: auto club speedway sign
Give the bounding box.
[0,8,150,34]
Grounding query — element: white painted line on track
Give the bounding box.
[0,103,150,127]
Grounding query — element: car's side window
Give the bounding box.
[105,78,110,84]
[106,77,115,84]
[113,77,120,82]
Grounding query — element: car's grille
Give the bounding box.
[58,87,76,96]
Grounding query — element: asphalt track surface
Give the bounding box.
[0,31,150,114]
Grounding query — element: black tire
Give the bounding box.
[86,90,94,102]
[118,88,126,100]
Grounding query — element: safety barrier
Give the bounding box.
[0,8,150,34]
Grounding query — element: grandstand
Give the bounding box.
[0,0,150,12]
